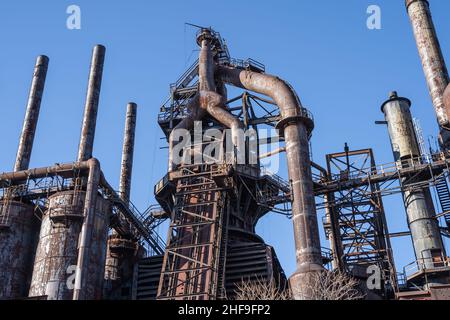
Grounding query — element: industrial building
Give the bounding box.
[1,0,450,300]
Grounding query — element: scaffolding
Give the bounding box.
[321,147,397,296]
[314,147,450,294]
[157,164,229,300]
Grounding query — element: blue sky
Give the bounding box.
[1,0,449,278]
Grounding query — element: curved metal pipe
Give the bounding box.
[168,30,244,171]
[217,65,323,299]
[198,31,244,163]
[167,94,204,172]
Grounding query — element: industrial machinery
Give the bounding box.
[1,0,450,301]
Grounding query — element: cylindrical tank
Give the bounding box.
[29,190,110,300]
[0,201,38,299]
[381,93,420,160]
[382,92,446,284]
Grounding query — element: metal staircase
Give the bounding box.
[435,175,450,230]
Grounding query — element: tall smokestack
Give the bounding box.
[119,103,137,203]
[77,45,106,161]
[405,0,450,146]
[14,55,49,172]
[381,91,447,286]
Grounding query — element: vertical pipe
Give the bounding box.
[104,104,138,297]
[14,55,49,171]
[73,158,101,300]
[119,103,137,203]
[381,91,446,286]
[218,67,323,299]
[405,0,450,144]
[77,45,106,162]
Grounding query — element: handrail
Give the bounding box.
[317,152,449,185]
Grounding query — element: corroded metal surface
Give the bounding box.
[382,92,446,284]
[14,55,49,172]
[0,201,38,299]
[381,92,420,160]
[77,45,106,162]
[29,189,110,300]
[168,29,242,172]
[405,0,450,140]
[445,84,450,115]
[217,65,322,299]
[105,103,139,296]
[119,103,137,204]
[73,158,109,300]
[29,191,84,299]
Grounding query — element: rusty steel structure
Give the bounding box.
[0,55,48,299]
[104,102,144,299]
[2,1,450,302]
[153,27,319,300]
[29,45,109,300]
[0,45,163,301]
[382,92,447,287]
[406,0,450,147]
[320,146,397,298]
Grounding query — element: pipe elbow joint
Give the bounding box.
[87,157,101,169]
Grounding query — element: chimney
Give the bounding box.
[14,55,49,172]
[119,103,137,203]
[77,45,106,161]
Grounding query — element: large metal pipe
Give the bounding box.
[73,158,101,300]
[119,103,137,203]
[77,45,106,162]
[217,66,322,299]
[381,91,447,286]
[405,0,450,145]
[14,55,49,172]
[197,30,243,163]
[104,104,139,296]
[0,55,48,299]
[168,94,203,172]
[168,29,244,172]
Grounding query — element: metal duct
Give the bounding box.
[14,55,49,172]
[168,94,203,172]
[77,45,106,162]
[168,29,244,171]
[405,0,450,145]
[197,30,243,163]
[217,65,322,300]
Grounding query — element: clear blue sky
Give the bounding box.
[1,0,449,278]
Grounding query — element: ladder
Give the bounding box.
[157,165,227,300]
